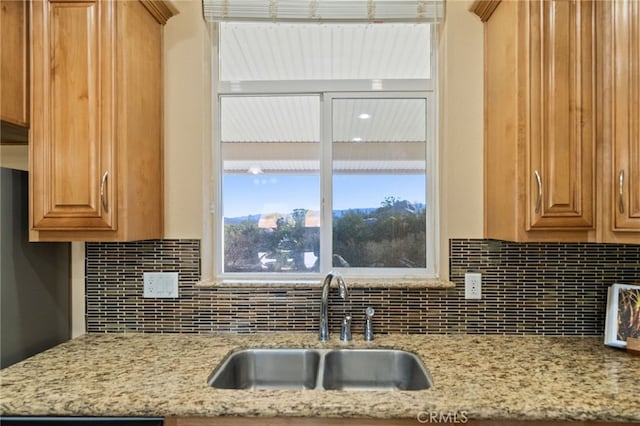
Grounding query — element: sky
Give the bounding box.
[223,174,425,218]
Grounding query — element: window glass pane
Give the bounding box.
[221,96,321,273]
[220,23,431,81]
[332,98,427,268]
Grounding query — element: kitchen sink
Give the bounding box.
[322,349,432,391]
[208,348,321,390]
[208,348,432,391]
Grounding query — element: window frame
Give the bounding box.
[321,92,437,279]
[204,24,440,283]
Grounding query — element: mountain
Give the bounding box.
[224,214,262,224]
[224,203,426,223]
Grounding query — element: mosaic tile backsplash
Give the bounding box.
[85,239,640,335]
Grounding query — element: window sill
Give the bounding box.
[196,278,455,289]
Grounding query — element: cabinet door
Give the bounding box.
[0,0,29,126]
[612,0,640,231]
[527,0,596,230]
[30,0,115,230]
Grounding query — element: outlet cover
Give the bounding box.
[464,272,482,300]
[143,272,179,298]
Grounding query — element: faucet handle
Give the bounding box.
[364,307,375,341]
[340,314,352,342]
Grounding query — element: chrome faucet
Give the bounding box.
[364,307,375,341]
[319,271,349,342]
[340,314,352,342]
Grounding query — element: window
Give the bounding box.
[221,95,321,273]
[213,22,438,280]
[330,96,429,271]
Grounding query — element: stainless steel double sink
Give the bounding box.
[208,348,433,391]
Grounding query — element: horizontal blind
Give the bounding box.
[203,0,445,23]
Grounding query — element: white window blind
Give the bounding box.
[202,0,445,23]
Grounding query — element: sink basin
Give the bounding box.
[209,349,320,389]
[208,348,432,391]
[322,349,432,391]
[208,349,321,390]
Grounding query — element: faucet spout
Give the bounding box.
[319,271,348,342]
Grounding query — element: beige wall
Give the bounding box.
[0,145,28,171]
[438,0,485,276]
[440,0,484,239]
[162,0,485,277]
[164,0,209,239]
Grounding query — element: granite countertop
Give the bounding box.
[1,333,639,422]
[196,277,455,289]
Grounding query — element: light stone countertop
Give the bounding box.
[196,278,455,289]
[1,333,639,422]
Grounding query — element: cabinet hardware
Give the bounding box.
[618,169,625,214]
[100,171,109,212]
[534,170,542,214]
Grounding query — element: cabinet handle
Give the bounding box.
[534,170,542,214]
[618,169,625,214]
[100,171,109,212]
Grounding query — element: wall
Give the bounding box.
[84,239,640,335]
[163,0,210,239]
[0,145,28,171]
[438,0,484,275]
[160,0,485,278]
[1,168,70,367]
[79,2,640,337]
[68,1,483,308]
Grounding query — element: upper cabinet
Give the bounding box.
[526,0,596,232]
[1,0,29,128]
[599,0,640,242]
[29,0,176,242]
[472,0,639,244]
[476,0,596,242]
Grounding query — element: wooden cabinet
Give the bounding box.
[479,0,596,242]
[526,0,596,232]
[599,0,640,242]
[473,0,639,244]
[165,417,637,426]
[0,0,29,128]
[29,0,175,242]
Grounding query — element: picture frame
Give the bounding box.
[604,283,640,348]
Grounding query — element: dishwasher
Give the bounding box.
[0,418,163,426]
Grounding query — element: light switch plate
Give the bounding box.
[143,272,179,298]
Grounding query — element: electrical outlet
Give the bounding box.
[464,272,482,300]
[143,272,179,298]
